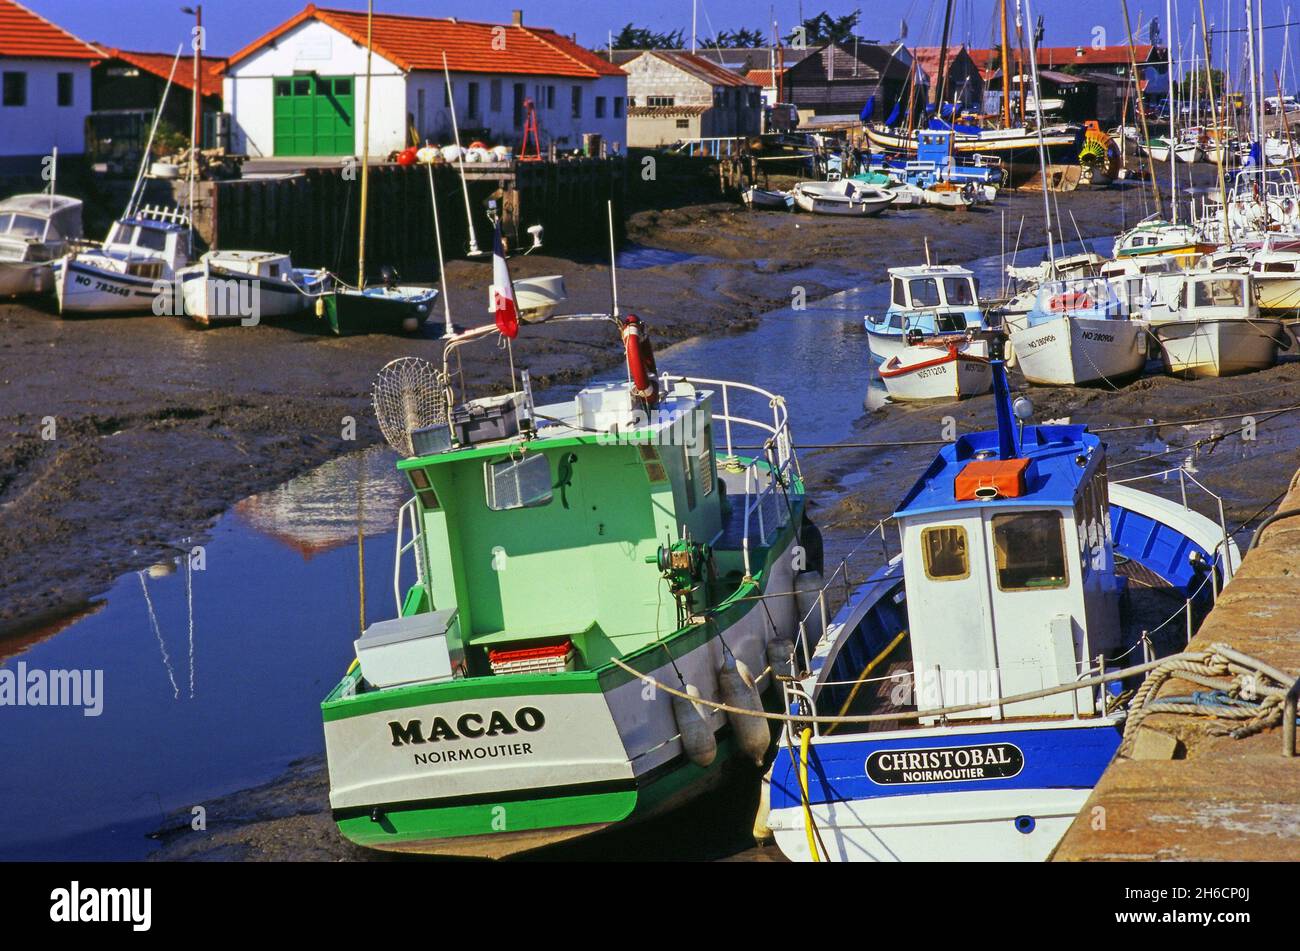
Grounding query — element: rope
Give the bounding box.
[1119,643,1299,754]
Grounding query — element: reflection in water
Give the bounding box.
[233,445,407,558]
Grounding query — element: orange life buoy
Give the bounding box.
[622,315,659,405]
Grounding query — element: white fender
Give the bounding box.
[766,638,796,679]
[671,683,717,768]
[719,655,770,766]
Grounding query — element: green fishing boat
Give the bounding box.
[321,316,819,857]
[315,282,439,336]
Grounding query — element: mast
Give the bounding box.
[1018,0,1054,264]
[934,0,956,115]
[1244,0,1260,147]
[999,0,1012,127]
[1121,0,1162,217]
[1198,0,1230,242]
[1167,0,1177,223]
[357,0,374,287]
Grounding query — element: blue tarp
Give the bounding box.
[885,101,901,126]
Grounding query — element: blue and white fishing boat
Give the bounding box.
[1006,276,1149,386]
[864,265,994,364]
[765,355,1239,861]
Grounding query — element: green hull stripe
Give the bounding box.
[335,736,740,851]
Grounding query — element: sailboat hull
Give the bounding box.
[319,286,439,336]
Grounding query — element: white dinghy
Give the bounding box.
[878,337,992,401]
[792,179,895,217]
[178,250,332,326]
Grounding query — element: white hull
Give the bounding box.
[1174,143,1201,164]
[792,183,893,217]
[180,268,319,325]
[1153,318,1284,378]
[769,787,1090,862]
[1142,144,1172,163]
[1008,316,1148,386]
[879,347,991,401]
[0,260,54,296]
[55,259,169,315]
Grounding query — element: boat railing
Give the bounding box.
[785,650,1117,739]
[393,497,429,614]
[790,518,897,677]
[667,375,800,578]
[1111,464,1237,591]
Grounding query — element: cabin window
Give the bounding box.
[887,312,904,330]
[909,278,940,307]
[1194,279,1244,308]
[943,277,975,305]
[484,454,552,511]
[921,526,969,580]
[992,512,1068,591]
[0,213,44,239]
[891,279,905,307]
[935,311,969,332]
[134,227,168,252]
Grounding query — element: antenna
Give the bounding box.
[413,124,457,338]
[607,199,620,318]
[443,52,484,257]
[126,44,184,222]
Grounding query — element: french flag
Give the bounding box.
[491,220,519,339]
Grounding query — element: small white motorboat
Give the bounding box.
[0,194,84,297]
[878,338,992,401]
[792,179,895,217]
[178,250,332,326]
[1149,271,1287,378]
[55,207,192,316]
[741,186,794,210]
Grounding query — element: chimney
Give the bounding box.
[512,9,523,26]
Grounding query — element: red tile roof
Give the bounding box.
[0,0,100,60]
[226,4,624,78]
[630,51,756,88]
[101,49,228,98]
[744,68,782,87]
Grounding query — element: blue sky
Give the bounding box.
[20,0,1297,87]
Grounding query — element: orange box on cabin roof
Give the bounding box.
[954,458,1030,501]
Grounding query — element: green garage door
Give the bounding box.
[273,75,354,156]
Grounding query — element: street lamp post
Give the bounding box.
[181,5,202,172]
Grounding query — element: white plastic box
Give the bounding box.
[354,609,461,689]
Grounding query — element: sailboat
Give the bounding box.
[316,1,438,336]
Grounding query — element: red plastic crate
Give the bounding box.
[489,639,575,675]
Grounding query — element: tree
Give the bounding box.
[786,9,861,45]
[610,23,686,50]
[715,27,767,48]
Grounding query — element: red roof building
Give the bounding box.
[222,5,628,158]
[623,50,760,146]
[0,0,100,161]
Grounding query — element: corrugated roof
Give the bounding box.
[970,44,1163,72]
[631,50,756,88]
[101,49,228,97]
[0,0,101,60]
[226,4,625,78]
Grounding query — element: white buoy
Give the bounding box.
[766,638,796,678]
[719,655,770,766]
[440,144,462,163]
[671,683,717,768]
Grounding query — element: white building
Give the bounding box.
[0,0,99,170]
[222,5,628,159]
